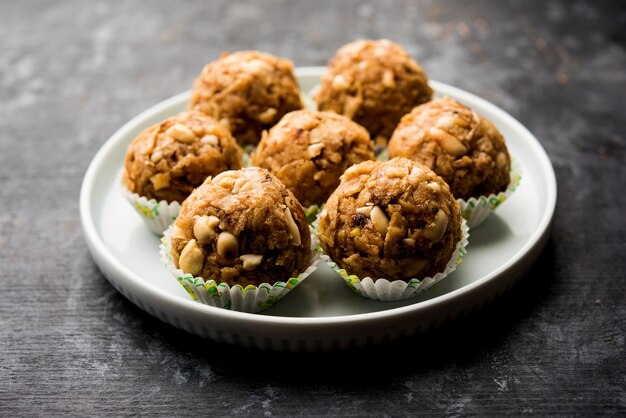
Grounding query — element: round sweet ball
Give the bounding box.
[123,112,243,203]
[251,110,376,207]
[314,39,433,142]
[189,51,303,146]
[171,167,311,287]
[318,158,462,282]
[388,97,511,200]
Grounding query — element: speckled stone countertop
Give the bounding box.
[1,1,624,416]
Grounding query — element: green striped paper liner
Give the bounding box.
[315,219,469,301]
[457,158,521,228]
[159,225,320,313]
[119,140,258,236]
[120,173,180,236]
[304,204,323,224]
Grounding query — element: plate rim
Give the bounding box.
[79,66,557,328]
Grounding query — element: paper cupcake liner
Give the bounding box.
[118,141,257,236]
[159,225,320,313]
[458,159,521,228]
[378,152,520,228]
[315,220,469,301]
[240,144,256,168]
[304,204,324,224]
[119,175,181,235]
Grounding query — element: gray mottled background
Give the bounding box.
[1,0,625,416]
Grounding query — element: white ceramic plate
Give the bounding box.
[80,67,556,351]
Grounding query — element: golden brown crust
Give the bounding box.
[388,97,511,200]
[171,167,311,287]
[318,158,462,282]
[251,110,376,207]
[189,51,303,146]
[123,112,243,203]
[314,39,433,141]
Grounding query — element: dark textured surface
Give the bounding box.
[1,0,625,416]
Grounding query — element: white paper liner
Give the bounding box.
[457,159,522,228]
[120,179,181,236]
[118,140,258,236]
[317,220,469,301]
[159,225,320,313]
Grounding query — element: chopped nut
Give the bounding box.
[142,131,157,155]
[308,130,324,143]
[193,215,220,241]
[240,254,263,271]
[233,177,248,193]
[150,150,163,163]
[258,108,277,124]
[435,115,455,129]
[356,206,373,216]
[403,238,416,246]
[218,118,231,131]
[370,205,389,236]
[201,134,219,146]
[382,70,395,88]
[150,172,171,190]
[216,231,238,262]
[284,207,302,246]
[409,166,424,181]
[439,135,467,156]
[242,59,271,75]
[220,267,239,282]
[404,258,428,277]
[307,143,325,158]
[328,152,342,164]
[424,209,449,243]
[166,123,196,144]
[179,239,204,276]
[313,171,326,181]
[344,95,362,119]
[384,166,406,178]
[331,74,349,91]
[238,181,256,193]
[217,176,236,190]
[497,152,508,168]
[350,228,361,237]
[155,159,169,172]
[171,225,187,241]
[426,181,441,192]
[429,127,467,156]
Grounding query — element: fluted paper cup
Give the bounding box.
[120,178,180,236]
[159,225,320,313]
[316,220,469,301]
[458,159,521,228]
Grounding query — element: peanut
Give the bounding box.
[307,143,325,158]
[179,239,204,276]
[370,205,389,236]
[258,108,277,124]
[240,254,263,271]
[331,74,349,91]
[201,134,219,146]
[216,231,238,262]
[166,123,196,144]
[424,209,449,243]
[284,207,302,246]
[193,215,220,242]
